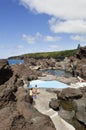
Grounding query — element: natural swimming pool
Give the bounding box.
[42,69,72,77]
[8,59,24,65]
[29,80,69,89]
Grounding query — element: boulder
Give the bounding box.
[49,98,60,111]
[74,97,86,125]
[58,108,75,121]
[58,88,82,100]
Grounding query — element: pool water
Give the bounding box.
[8,59,24,65]
[29,80,69,89]
[42,69,71,77]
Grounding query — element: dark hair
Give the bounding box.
[35,85,37,87]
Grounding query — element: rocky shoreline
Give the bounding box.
[0,60,55,130]
[0,47,86,130]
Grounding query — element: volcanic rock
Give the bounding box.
[0,59,13,85]
[58,88,82,100]
[74,97,86,125]
[49,98,60,111]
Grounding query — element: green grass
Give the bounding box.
[21,49,77,59]
[8,49,77,59]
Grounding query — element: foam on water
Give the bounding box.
[29,80,69,88]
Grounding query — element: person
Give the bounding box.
[29,87,37,100]
[62,74,64,79]
[29,88,33,104]
[29,88,33,96]
[77,76,85,82]
[31,85,37,99]
[32,85,40,99]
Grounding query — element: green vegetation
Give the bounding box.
[21,49,77,59]
[8,49,77,59]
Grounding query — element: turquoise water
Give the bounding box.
[29,80,69,88]
[8,59,24,65]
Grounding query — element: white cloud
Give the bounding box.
[49,19,86,34]
[22,34,36,44]
[22,32,43,44]
[36,32,42,39]
[20,0,86,19]
[20,0,86,34]
[44,35,61,42]
[70,35,86,42]
[22,32,61,44]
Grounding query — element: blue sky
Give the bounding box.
[0,0,86,59]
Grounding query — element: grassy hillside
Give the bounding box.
[8,49,77,59]
[21,49,77,59]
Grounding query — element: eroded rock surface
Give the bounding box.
[54,87,86,130]
[58,88,82,100]
[0,61,56,130]
[74,97,86,125]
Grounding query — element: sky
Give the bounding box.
[0,0,86,59]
